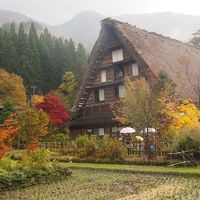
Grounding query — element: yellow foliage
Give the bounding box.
[166,100,200,131]
[33,95,44,103]
[0,69,26,107]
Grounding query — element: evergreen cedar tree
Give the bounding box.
[36,96,70,126]
[0,22,87,97]
[0,101,16,124]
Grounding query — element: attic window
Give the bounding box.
[101,70,106,83]
[132,63,139,76]
[112,49,123,63]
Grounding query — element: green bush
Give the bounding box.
[0,164,72,190]
[41,133,69,142]
[21,148,51,169]
[97,135,126,160]
[73,135,126,160]
[165,127,200,152]
[0,148,72,190]
[54,155,179,166]
[0,157,18,171]
[10,170,27,183]
[74,135,89,151]
[0,168,8,183]
[179,137,200,151]
[85,136,98,157]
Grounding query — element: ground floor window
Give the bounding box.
[98,128,105,136]
[111,126,118,133]
[87,129,92,134]
[92,128,105,136]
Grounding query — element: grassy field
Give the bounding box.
[0,166,200,200]
[62,162,200,176]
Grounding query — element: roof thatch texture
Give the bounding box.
[73,19,200,110]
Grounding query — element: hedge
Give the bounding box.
[0,165,72,191]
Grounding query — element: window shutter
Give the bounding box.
[101,70,106,82]
[99,89,105,101]
[99,128,105,136]
[132,63,139,76]
[112,49,123,62]
[118,85,125,98]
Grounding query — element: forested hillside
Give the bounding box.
[0,22,88,98]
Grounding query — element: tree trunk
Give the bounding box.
[17,133,21,149]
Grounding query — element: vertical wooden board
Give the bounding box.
[107,68,114,82]
[123,48,130,60]
[101,53,112,66]
[81,128,87,134]
[86,90,95,105]
[93,72,101,85]
[105,127,111,134]
[100,104,110,112]
[105,86,115,102]
[124,63,133,76]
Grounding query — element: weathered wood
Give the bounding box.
[70,19,147,136]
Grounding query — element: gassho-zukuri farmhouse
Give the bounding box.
[69,18,200,137]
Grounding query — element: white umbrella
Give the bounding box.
[120,127,136,134]
[141,128,156,134]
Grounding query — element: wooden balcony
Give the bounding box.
[69,112,117,127]
[94,58,133,70]
[87,79,124,89]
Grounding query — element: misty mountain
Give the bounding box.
[0,10,31,25]
[57,11,200,48]
[55,11,104,49]
[1,10,200,49]
[0,10,52,34]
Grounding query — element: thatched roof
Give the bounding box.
[73,19,200,111]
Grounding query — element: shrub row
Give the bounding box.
[73,135,126,160]
[0,165,71,191]
[0,149,72,191]
[53,156,183,166]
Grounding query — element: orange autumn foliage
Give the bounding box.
[0,114,20,159]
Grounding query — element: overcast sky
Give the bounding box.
[1,0,200,25]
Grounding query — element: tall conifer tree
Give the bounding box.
[29,22,41,92]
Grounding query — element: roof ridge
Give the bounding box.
[102,18,200,52]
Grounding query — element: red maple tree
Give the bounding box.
[36,95,70,126]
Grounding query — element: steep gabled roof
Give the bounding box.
[73,19,200,111]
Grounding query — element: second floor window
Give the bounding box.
[115,85,125,99]
[114,66,124,81]
[101,70,106,83]
[112,49,123,63]
[95,88,105,102]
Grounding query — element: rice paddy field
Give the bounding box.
[0,167,200,200]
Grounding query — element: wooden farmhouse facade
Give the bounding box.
[69,18,200,137]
